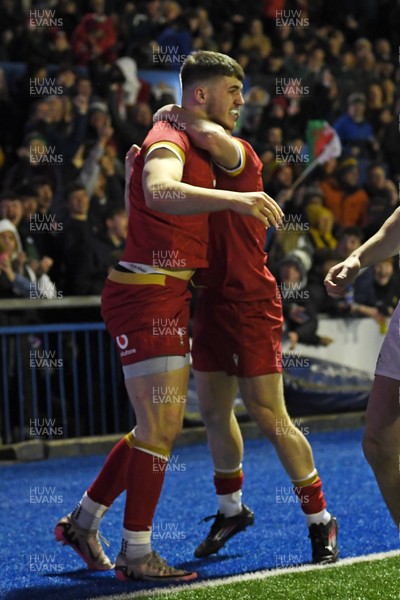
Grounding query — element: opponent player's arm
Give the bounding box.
[143,148,283,227]
[154,105,240,169]
[325,206,400,297]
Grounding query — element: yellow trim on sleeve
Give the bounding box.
[124,431,136,449]
[216,139,246,177]
[146,141,186,165]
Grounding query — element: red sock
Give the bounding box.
[214,466,244,495]
[87,432,133,506]
[293,473,327,515]
[124,440,170,531]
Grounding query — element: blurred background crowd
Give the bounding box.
[0,0,399,347]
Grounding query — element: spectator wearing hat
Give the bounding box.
[305,203,337,256]
[333,92,378,166]
[0,218,57,300]
[320,157,369,229]
[277,249,333,349]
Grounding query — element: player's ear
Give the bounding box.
[193,85,207,104]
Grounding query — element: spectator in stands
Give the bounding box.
[0,218,56,299]
[0,0,25,61]
[307,225,364,313]
[377,105,400,181]
[30,176,54,216]
[126,0,163,65]
[10,13,53,64]
[333,93,378,164]
[155,1,193,71]
[238,18,271,75]
[351,258,400,328]
[109,98,152,152]
[71,2,117,66]
[110,57,142,120]
[240,86,270,147]
[0,191,23,228]
[56,0,81,40]
[0,67,18,178]
[366,82,385,131]
[305,67,340,122]
[12,183,40,259]
[305,203,337,258]
[97,206,128,269]
[75,75,94,104]
[363,163,398,237]
[61,183,110,295]
[3,132,60,200]
[192,19,219,53]
[277,250,333,349]
[269,164,294,206]
[320,157,369,229]
[77,112,123,225]
[48,30,74,65]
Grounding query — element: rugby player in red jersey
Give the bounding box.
[54,51,283,582]
[155,95,339,565]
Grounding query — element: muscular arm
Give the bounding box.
[352,206,400,266]
[154,105,241,169]
[325,207,400,297]
[143,148,283,226]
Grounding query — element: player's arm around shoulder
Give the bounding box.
[154,104,242,170]
[142,143,282,225]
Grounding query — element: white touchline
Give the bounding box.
[89,549,400,600]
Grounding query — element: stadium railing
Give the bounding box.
[0,297,133,445]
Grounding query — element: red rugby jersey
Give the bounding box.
[121,121,215,269]
[195,138,277,300]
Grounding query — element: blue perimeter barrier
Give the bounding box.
[0,320,133,444]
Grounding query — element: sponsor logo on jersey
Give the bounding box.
[116,335,129,350]
[116,334,136,357]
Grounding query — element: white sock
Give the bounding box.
[121,528,152,560]
[306,509,331,526]
[217,490,243,517]
[72,492,108,531]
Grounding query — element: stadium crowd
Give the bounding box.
[0,0,399,345]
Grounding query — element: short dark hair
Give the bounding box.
[65,182,87,200]
[337,226,364,242]
[104,206,126,221]
[30,176,54,191]
[13,184,40,199]
[0,191,19,202]
[180,51,244,89]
